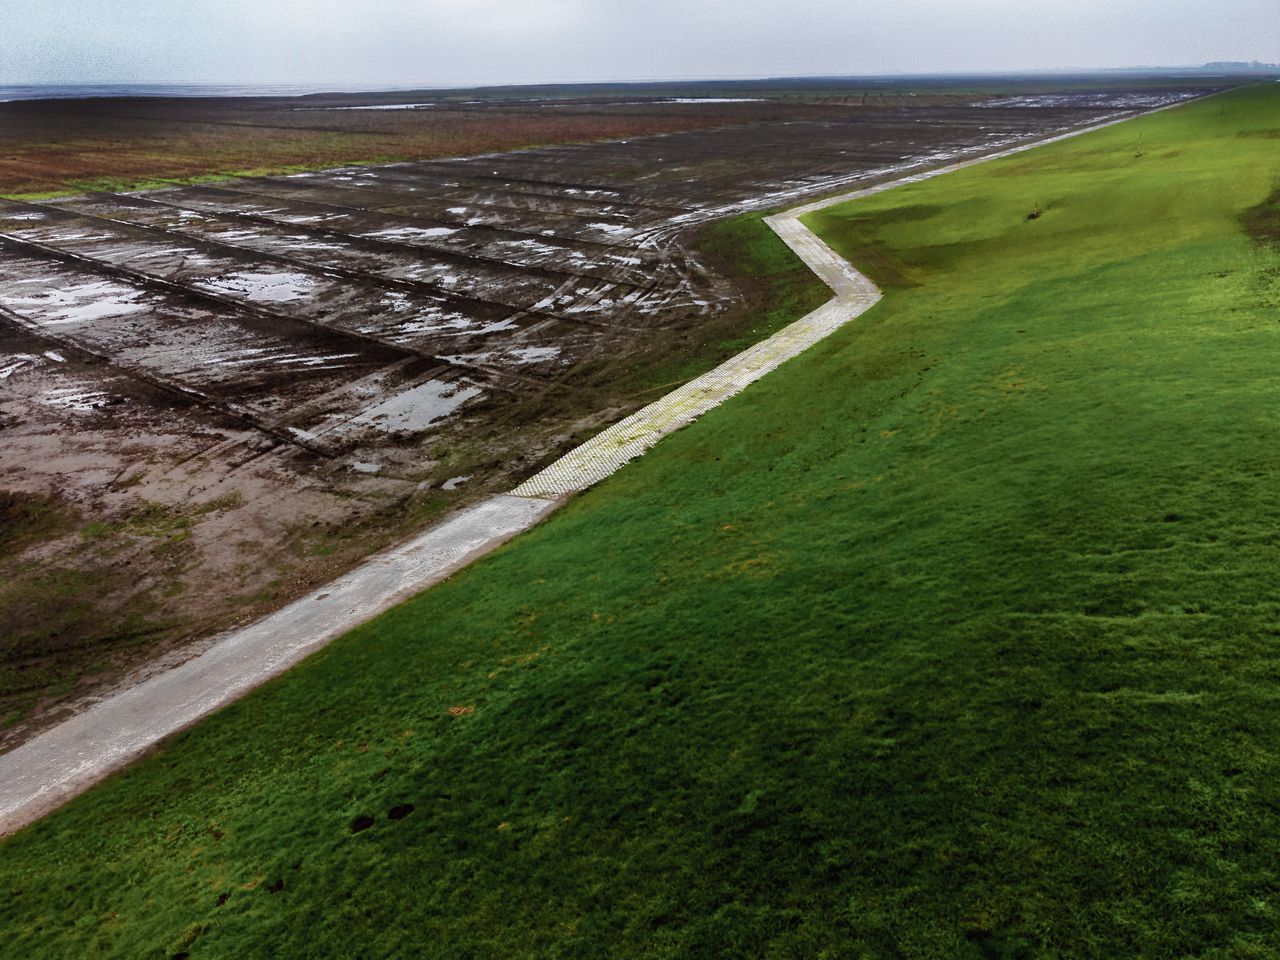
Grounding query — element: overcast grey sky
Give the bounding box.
[2,0,1277,87]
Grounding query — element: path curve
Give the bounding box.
[0,107,1170,838]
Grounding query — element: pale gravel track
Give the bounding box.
[0,106,1171,838]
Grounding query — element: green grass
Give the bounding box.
[4,85,1280,958]
[0,490,75,555]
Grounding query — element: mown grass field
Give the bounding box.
[3,85,1280,958]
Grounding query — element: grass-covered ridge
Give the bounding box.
[4,85,1280,958]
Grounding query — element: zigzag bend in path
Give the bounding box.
[0,106,1171,838]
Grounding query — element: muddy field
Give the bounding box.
[0,81,1221,748]
[0,91,997,198]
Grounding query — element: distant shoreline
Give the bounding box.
[0,83,436,104]
[1,67,1274,105]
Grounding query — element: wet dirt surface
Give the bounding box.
[0,84,1220,750]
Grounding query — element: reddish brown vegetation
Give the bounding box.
[0,100,745,195]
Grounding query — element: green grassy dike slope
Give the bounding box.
[4,85,1280,959]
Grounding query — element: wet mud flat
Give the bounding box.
[0,83,1218,748]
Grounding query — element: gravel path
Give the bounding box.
[0,109,1168,837]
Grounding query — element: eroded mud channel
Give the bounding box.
[0,87,1209,747]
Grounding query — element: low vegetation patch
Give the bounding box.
[0,489,75,555]
[3,86,1280,958]
[1242,184,1280,247]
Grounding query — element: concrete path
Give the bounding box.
[0,109,1161,838]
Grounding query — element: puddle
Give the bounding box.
[344,379,482,434]
[377,294,465,325]
[497,239,561,257]
[0,353,42,379]
[289,239,352,254]
[203,228,261,244]
[445,350,496,365]
[351,461,382,474]
[40,387,114,412]
[192,270,319,303]
[445,344,562,367]
[0,278,151,325]
[364,226,459,242]
[380,291,414,311]
[301,103,436,111]
[974,92,1198,110]
[202,346,358,370]
[608,98,764,107]
[41,231,117,243]
[276,212,338,224]
[474,318,519,335]
[388,313,476,337]
[510,345,562,364]
[273,352,360,367]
